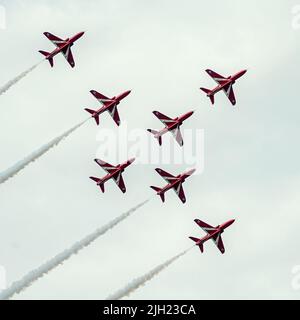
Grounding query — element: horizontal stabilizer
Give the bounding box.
[85,108,99,125]
[189,237,204,252]
[150,186,165,202]
[189,236,200,243]
[147,129,162,145]
[99,183,105,193]
[200,87,214,105]
[39,50,50,57]
[85,108,95,114]
[39,50,54,67]
[89,176,105,192]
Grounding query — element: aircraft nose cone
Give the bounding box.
[187,168,196,175]
[128,157,135,164]
[227,219,235,227]
[72,31,85,41]
[119,90,131,100]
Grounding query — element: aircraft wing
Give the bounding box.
[194,219,218,235]
[94,159,117,174]
[153,111,177,127]
[222,83,236,105]
[206,69,228,85]
[112,172,126,193]
[155,168,177,183]
[108,105,121,126]
[61,45,75,68]
[212,232,225,254]
[43,32,66,47]
[172,182,186,203]
[170,125,183,146]
[90,90,113,105]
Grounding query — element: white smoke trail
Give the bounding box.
[0,199,150,300]
[0,61,42,96]
[106,246,193,300]
[0,118,89,184]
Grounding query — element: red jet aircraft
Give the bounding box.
[189,219,235,254]
[39,31,84,68]
[200,69,247,105]
[85,90,131,126]
[150,168,195,203]
[89,158,135,193]
[147,110,194,146]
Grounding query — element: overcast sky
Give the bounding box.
[0,0,300,299]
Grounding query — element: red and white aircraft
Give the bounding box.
[150,168,195,203]
[85,90,131,126]
[200,69,247,106]
[39,31,84,68]
[89,158,135,193]
[147,110,194,146]
[189,219,235,254]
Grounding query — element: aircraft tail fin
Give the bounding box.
[85,108,99,125]
[189,237,204,252]
[89,176,105,192]
[147,129,162,146]
[150,186,165,202]
[39,50,54,67]
[200,87,214,105]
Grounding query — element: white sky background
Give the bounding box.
[0,0,299,299]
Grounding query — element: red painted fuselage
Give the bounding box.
[200,69,247,105]
[150,168,195,203]
[39,31,84,67]
[89,158,135,193]
[46,32,84,59]
[91,90,131,118]
[85,90,131,126]
[195,219,234,246]
[156,111,194,137]
[189,219,235,254]
[209,70,246,96]
[147,110,194,146]
[98,158,135,185]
